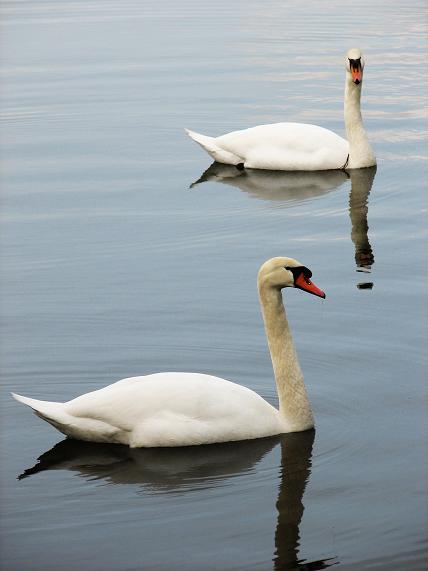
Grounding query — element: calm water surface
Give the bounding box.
[1,1,427,570]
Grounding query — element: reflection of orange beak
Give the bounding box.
[295,273,326,299]
[351,67,362,84]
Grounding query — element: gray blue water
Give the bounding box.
[1,1,427,569]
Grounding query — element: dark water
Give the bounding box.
[1,1,427,570]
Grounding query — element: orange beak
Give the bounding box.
[295,273,326,299]
[351,69,362,85]
[351,66,362,84]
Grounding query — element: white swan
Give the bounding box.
[12,257,325,448]
[186,48,376,171]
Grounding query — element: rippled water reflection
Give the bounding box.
[192,164,377,285]
[17,432,337,570]
[1,0,427,570]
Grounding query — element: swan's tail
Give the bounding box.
[12,392,70,433]
[185,128,243,165]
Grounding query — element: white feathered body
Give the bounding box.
[13,256,321,448]
[186,49,377,171]
[13,373,285,448]
[187,123,349,171]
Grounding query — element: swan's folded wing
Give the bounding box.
[217,122,349,171]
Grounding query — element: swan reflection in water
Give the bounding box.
[192,163,376,289]
[19,432,336,570]
[191,162,349,204]
[348,166,376,290]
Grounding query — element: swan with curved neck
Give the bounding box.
[12,257,325,448]
[186,48,376,171]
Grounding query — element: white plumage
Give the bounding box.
[186,123,349,171]
[13,257,325,448]
[186,48,376,171]
[13,374,282,447]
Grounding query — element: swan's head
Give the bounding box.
[258,257,325,298]
[346,48,365,85]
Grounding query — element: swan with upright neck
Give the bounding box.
[12,257,325,447]
[186,48,376,171]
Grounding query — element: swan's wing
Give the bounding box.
[14,373,282,447]
[216,122,349,171]
[64,373,282,447]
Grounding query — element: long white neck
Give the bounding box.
[344,76,376,169]
[258,284,314,431]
